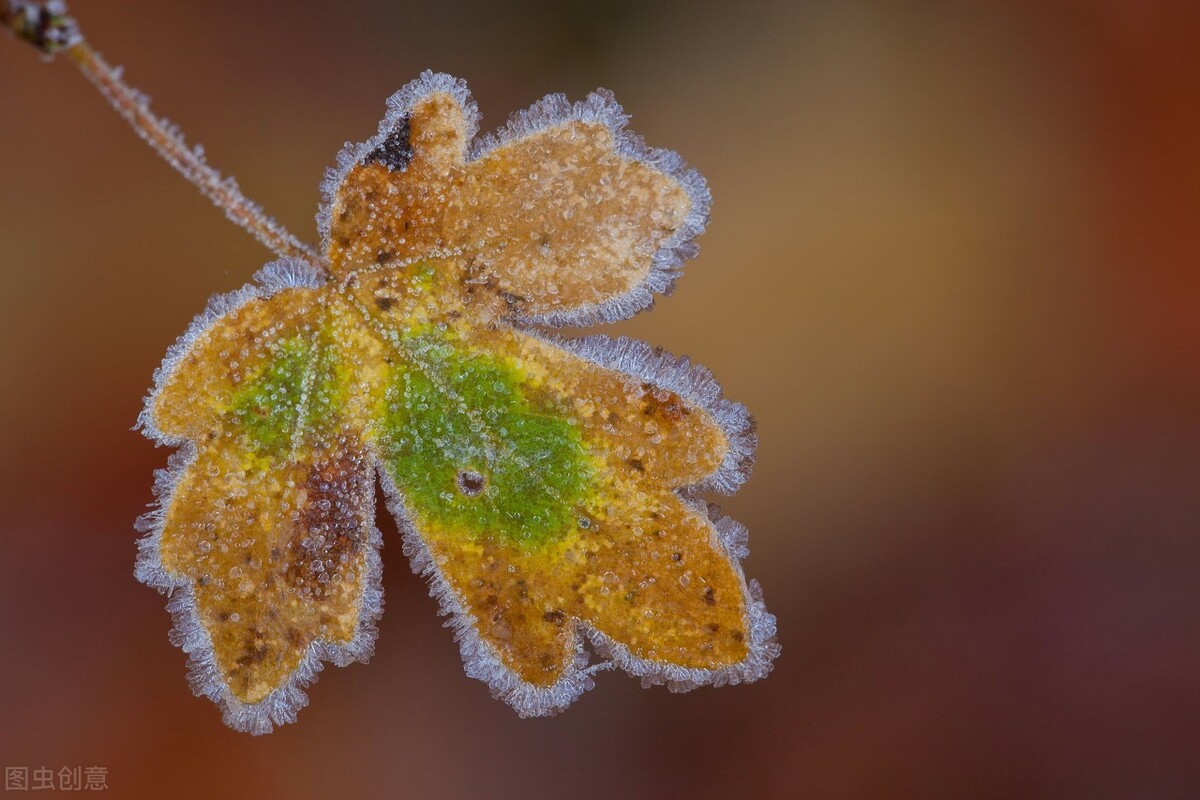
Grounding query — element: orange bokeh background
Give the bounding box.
[3,1,1200,797]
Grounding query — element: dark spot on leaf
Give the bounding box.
[704,587,716,605]
[640,382,689,421]
[457,469,485,496]
[543,609,566,625]
[627,458,645,472]
[375,295,396,311]
[236,633,270,667]
[364,116,413,171]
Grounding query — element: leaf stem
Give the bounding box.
[2,0,325,268]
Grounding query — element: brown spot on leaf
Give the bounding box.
[640,382,689,421]
[283,453,368,600]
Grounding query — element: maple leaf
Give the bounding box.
[135,72,778,733]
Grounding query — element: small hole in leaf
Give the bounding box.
[457,470,486,497]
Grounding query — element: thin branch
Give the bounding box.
[2,0,325,268]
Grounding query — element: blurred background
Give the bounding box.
[2,0,1200,797]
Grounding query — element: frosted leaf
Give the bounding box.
[137,73,775,733]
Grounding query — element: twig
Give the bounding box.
[2,0,325,268]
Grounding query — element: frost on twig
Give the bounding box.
[1,0,322,266]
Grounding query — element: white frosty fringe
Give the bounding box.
[709,504,751,561]
[135,271,384,735]
[316,71,712,328]
[253,257,326,292]
[541,332,757,495]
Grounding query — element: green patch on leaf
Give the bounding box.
[229,333,342,452]
[381,339,592,548]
